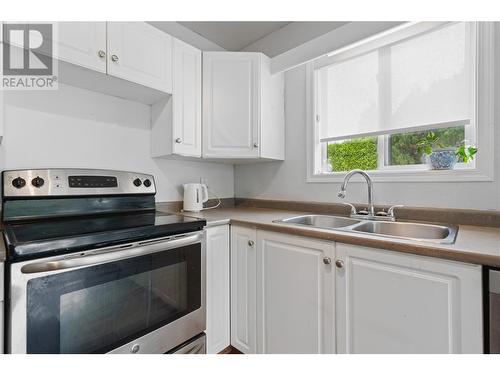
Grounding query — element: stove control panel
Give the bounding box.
[2,169,156,197]
[68,175,118,188]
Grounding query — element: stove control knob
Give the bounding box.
[143,179,152,187]
[31,176,45,188]
[12,177,26,189]
[133,178,142,187]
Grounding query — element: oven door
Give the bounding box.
[8,231,205,354]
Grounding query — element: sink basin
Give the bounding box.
[274,214,458,244]
[351,221,458,244]
[275,214,361,229]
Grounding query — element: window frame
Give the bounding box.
[306,21,494,183]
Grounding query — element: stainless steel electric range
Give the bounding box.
[1,168,206,354]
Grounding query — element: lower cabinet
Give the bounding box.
[256,231,335,353]
[0,301,3,354]
[0,262,3,354]
[230,225,257,353]
[205,225,231,354]
[229,226,483,354]
[335,243,483,353]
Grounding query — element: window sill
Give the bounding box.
[307,167,494,183]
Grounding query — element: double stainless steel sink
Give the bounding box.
[274,214,458,244]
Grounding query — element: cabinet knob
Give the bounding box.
[175,138,182,144]
[130,344,140,354]
[335,260,344,268]
[323,257,331,265]
[248,240,255,247]
[98,50,106,58]
[253,142,259,148]
[111,54,119,62]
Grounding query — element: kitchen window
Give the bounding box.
[307,22,494,182]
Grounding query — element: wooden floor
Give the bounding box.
[218,346,243,354]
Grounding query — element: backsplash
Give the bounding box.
[0,83,234,202]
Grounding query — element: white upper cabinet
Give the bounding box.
[151,37,202,158]
[54,22,107,73]
[256,231,335,354]
[203,52,259,158]
[0,23,3,143]
[107,22,172,93]
[0,78,3,144]
[203,52,284,160]
[16,22,174,104]
[335,243,483,354]
[2,23,107,72]
[172,38,202,157]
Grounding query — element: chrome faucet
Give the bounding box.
[338,169,375,218]
[338,170,403,221]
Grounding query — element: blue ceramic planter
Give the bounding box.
[427,149,458,170]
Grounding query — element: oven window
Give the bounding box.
[26,243,201,354]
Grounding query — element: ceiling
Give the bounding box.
[178,22,291,51]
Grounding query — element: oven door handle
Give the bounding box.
[20,232,203,274]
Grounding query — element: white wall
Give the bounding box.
[0,83,234,202]
[234,25,500,210]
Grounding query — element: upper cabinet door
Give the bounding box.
[203,52,260,158]
[335,243,483,354]
[172,38,202,157]
[107,22,172,93]
[55,22,107,73]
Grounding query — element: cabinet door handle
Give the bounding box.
[253,142,259,148]
[175,138,182,144]
[248,240,255,247]
[111,54,119,62]
[335,260,344,268]
[98,50,106,58]
[323,257,332,265]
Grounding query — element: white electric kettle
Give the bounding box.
[183,183,209,212]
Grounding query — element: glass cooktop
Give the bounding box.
[3,211,206,261]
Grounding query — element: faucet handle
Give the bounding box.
[341,203,357,215]
[387,205,404,218]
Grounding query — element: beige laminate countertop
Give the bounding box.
[157,206,500,268]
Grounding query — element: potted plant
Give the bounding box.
[416,131,477,170]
